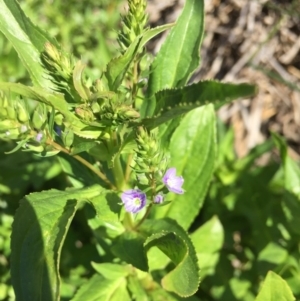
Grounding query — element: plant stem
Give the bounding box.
[112,154,125,190]
[47,139,116,190]
[134,204,152,230]
[125,153,133,183]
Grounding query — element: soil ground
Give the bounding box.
[147,0,300,160]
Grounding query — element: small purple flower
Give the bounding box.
[121,189,146,213]
[154,194,164,204]
[162,168,184,194]
[35,132,43,142]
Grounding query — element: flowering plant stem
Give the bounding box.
[47,138,116,190]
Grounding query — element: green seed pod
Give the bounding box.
[31,104,47,130]
[75,106,94,121]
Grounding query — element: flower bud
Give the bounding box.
[44,42,61,62]
[32,104,46,130]
[16,103,29,123]
[25,143,44,153]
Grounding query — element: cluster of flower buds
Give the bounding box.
[134,127,165,176]
[0,93,50,154]
[0,93,29,140]
[118,0,148,52]
[42,42,75,96]
[119,127,184,214]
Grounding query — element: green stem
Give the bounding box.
[123,212,134,230]
[134,204,152,230]
[112,154,126,190]
[47,139,116,190]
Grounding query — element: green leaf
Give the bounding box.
[71,274,131,301]
[11,185,104,301]
[70,140,99,155]
[105,37,142,91]
[111,231,149,272]
[272,132,300,198]
[91,262,130,280]
[191,216,224,278]
[0,0,56,87]
[111,218,200,297]
[143,0,205,117]
[140,24,174,48]
[255,271,295,301]
[141,218,200,297]
[258,242,288,265]
[153,105,216,230]
[127,276,149,301]
[88,192,122,222]
[140,81,257,130]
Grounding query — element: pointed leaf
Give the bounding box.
[105,37,142,91]
[153,105,216,230]
[0,0,56,88]
[143,0,205,117]
[255,271,295,301]
[11,185,104,301]
[140,23,174,47]
[141,81,257,130]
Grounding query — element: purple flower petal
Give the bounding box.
[121,189,146,213]
[162,168,184,194]
[154,194,164,204]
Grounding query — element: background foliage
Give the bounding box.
[0,0,299,301]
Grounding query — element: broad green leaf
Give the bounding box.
[272,132,300,198]
[153,105,216,230]
[111,218,200,297]
[11,185,104,301]
[127,276,149,301]
[71,274,131,301]
[0,0,56,87]
[255,271,295,301]
[141,218,200,297]
[143,0,205,117]
[258,242,288,265]
[111,231,149,271]
[91,262,130,280]
[70,140,99,155]
[191,216,224,278]
[140,81,257,131]
[0,82,102,138]
[57,153,98,188]
[148,286,200,301]
[88,192,122,222]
